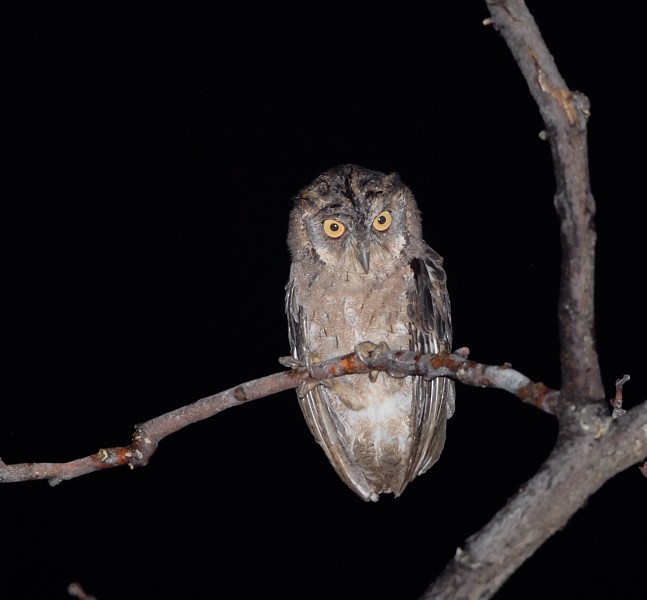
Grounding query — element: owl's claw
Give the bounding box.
[279,356,301,369]
[299,378,335,397]
[354,341,391,364]
[280,353,329,398]
[296,380,320,399]
[354,341,391,383]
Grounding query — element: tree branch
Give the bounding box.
[0,348,556,485]
[421,401,647,600]
[418,2,646,598]
[484,0,603,408]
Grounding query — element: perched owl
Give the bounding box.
[285,165,454,502]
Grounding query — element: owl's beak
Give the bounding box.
[355,244,370,274]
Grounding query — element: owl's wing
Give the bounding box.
[285,277,379,501]
[404,249,455,484]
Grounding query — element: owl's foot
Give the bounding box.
[354,341,391,383]
[278,356,301,369]
[279,352,331,398]
[279,351,321,373]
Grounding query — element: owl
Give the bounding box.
[285,164,454,502]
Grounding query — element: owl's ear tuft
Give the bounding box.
[384,171,402,188]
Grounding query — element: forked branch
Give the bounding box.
[420,1,646,598]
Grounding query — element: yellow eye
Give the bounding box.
[323,219,346,238]
[372,211,392,232]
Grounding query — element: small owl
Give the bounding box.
[286,165,454,502]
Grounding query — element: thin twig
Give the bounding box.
[610,374,630,418]
[67,583,96,600]
[0,348,557,485]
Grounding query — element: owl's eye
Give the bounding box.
[323,219,346,239]
[372,211,392,232]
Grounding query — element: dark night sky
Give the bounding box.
[4,3,646,599]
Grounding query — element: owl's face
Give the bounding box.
[288,165,425,276]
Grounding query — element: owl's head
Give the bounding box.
[288,165,426,276]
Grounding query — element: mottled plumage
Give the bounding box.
[286,165,454,501]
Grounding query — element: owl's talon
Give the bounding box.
[279,353,322,375]
[354,341,391,367]
[279,356,301,369]
[303,351,323,376]
[296,380,320,399]
[283,352,326,397]
[298,376,335,398]
[354,341,391,382]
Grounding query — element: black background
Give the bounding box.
[4,2,647,599]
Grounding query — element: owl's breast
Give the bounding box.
[301,267,412,359]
